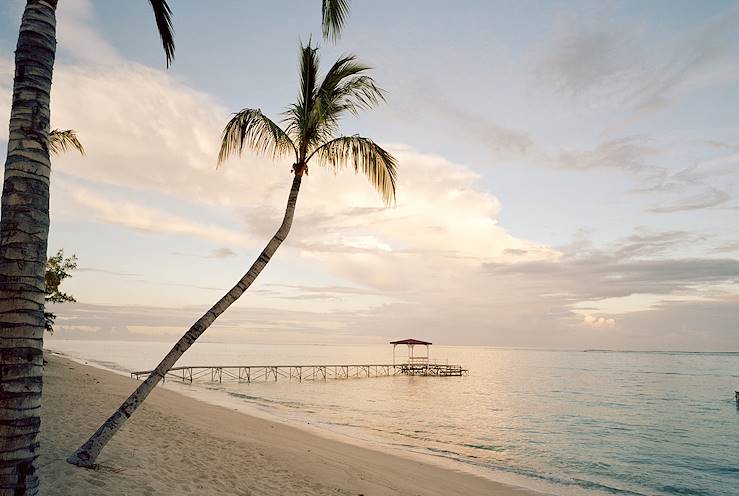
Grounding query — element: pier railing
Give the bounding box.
[130,362,468,384]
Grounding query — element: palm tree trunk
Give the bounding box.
[67,172,303,468]
[0,2,57,495]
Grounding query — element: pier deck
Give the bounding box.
[131,363,468,384]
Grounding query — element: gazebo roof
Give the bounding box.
[389,338,432,345]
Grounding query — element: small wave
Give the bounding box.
[416,444,649,496]
[226,391,303,409]
[463,443,506,452]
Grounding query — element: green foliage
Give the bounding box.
[311,135,397,204]
[322,0,351,42]
[218,109,297,164]
[218,41,397,205]
[148,0,176,67]
[49,129,85,156]
[44,249,77,334]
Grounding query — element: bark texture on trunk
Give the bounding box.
[0,2,57,495]
[67,172,304,468]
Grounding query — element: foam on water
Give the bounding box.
[47,340,739,496]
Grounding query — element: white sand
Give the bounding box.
[40,354,542,495]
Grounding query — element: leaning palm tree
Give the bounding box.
[67,40,396,468]
[0,2,172,494]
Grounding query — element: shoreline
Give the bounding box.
[41,353,543,495]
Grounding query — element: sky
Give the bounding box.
[1,0,738,350]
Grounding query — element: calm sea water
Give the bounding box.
[46,339,739,496]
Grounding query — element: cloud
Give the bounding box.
[265,283,381,296]
[648,187,730,213]
[634,153,739,213]
[611,296,739,350]
[208,247,236,258]
[486,227,737,291]
[56,0,121,65]
[612,230,700,258]
[537,5,739,114]
[420,100,736,213]
[426,97,536,160]
[65,184,249,245]
[41,208,739,350]
[4,57,553,270]
[554,136,655,173]
[46,301,384,345]
[538,29,637,99]
[172,248,237,259]
[583,314,616,329]
[419,80,735,213]
[48,290,739,351]
[77,267,143,277]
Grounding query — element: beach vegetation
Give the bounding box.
[44,250,78,334]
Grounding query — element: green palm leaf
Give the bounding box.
[148,0,175,67]
[218,109,297,165]
[284,42,323,154]
[312,135,397,205]
[322,0,351,42]
[49,129,85,156]
[317,55,384,115]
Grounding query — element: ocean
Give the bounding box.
[46,339,739,496]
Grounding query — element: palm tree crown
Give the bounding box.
[218,41,397,205]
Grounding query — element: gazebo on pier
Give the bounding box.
[390,338,432,365]
[388,338,465,376]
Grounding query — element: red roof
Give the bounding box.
[389,338,432,345]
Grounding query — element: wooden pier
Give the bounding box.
[130,338,467,385]
[131,362,467,384]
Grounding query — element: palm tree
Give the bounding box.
[67,40,397,468]
[0,2,173,493]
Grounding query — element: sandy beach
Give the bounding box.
[40,353,539,496]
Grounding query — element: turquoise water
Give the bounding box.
[47,340,739,496]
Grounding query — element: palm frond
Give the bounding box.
[218,109,297,166]
[318,55,370,98]
[148,0,175,67]
[284,41,323,154]
[311,135,397,205]
[305,56,385,152]
[317,55,384,114]
[322,0,351,42]
[299,41,320,113]
[49,129,85,156]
